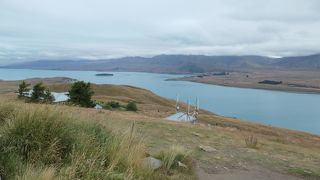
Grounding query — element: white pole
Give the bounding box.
[187,99,190,121]
[176,94,180,112]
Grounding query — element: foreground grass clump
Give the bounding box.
[156,145,193,174]
[245,135,258,149]
[0,104,152,179]
[0,104,15,123]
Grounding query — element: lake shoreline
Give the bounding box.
[0,68,319,135]
[169,70,320,94]
[1,77,319,137]
[169,78,320,94]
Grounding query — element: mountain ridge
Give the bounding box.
[3,54,320,73]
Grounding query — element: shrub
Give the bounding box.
[102,103,112,110]
[107,101,121,109]
[68,81,94,107]
[245,135,258,149]
[126,101,138,112]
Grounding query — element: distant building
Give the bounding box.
[24,90,69,103]
[166,112,196,122]
[165,94,199,123]
[94,104,103,109]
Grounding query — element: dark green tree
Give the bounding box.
[126,101,138,112]
[31,82,46,102]
[68,81,94,107]
[43,89,55,103]
[17,81,30,98]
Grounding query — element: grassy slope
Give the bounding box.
[1,81,320,179]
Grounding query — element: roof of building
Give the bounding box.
[24,90,69,103]
[166,112,196,122]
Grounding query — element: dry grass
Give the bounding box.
[175,70,320,93]
[245,135,258,149]
[0,102,158,179]
[156,145,191,170]
[16,166,56,180]
[0,80,320,179]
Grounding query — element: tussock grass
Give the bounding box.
[156,145,192,171]
[245,135,258,149]
[0,103,15,123]
[16,166,56,180]
[0,103,153,179]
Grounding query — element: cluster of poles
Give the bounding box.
[175,94,200,122]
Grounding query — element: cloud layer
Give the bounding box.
[1,0,320,64]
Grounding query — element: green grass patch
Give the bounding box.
[0,104,154,179]
[288,167,320,179]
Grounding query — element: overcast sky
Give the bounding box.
[1,0,320,64]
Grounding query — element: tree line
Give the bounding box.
[18,81,137,111]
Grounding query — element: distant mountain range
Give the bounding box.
[3,54,320,73]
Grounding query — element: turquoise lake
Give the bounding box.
[0,68,319,135]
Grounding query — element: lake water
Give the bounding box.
[1,68,320,135]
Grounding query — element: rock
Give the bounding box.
[178,161,187,168]
[199,145,217,152]
[143,157,162,170]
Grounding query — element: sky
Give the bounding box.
[1,0,320,64]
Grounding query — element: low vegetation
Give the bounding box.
[245,135,258,149]
[1,81,320,179]
[102,101,122,110]
[156,145,192,172]
[99,101,138,112]
[0,103,163,179]
[126,101,138,112]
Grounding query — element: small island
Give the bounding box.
[95,73,114,77]
[258,80,282,85]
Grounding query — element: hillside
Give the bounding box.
[275,54,320,70]
[172,70,320,94]
[0,78,320,179]
[4,54,320,74]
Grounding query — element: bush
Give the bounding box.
[245,135,258,149]
[107,101,121,108]
[126,101,138,112]
[68,81,94,107]
[103,101,122,110]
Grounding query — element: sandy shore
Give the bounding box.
[170,70,320,94]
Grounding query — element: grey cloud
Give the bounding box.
[0,0,320,63]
